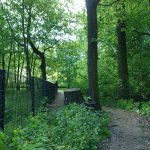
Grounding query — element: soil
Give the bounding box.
[99,107,150,150]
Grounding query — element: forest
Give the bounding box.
[0,0,150,150]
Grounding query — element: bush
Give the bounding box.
[102,98,150,117]
[0,132,7,150]
[5,104,110,150]
[136,101,150,116]
[116,99,135,110]
[101,98,135,110]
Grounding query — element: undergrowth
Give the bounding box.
[1,103,111,150]
[102,98,150,116]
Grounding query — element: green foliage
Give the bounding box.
[1,0,149,102]
[116,99,135,110]
[101,99,135,110]
[96,0,150,100]
[116,100,150,117]
[5,104,110,150]
[102,98,150,117]
[0,132,6,144]
[137,101,150,117]
[0,132,7,150]
[99,52,119,99]
[47,104,110,150]
[9,112,50,149]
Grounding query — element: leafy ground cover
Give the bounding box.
[0,104,111,150]
[102,99,150,117]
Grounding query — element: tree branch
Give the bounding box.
[29,39,46,80]
[29,40,43,56]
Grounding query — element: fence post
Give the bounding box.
[31,77,35,116]
[0,70,5,131]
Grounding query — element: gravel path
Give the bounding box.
[100,107,150,150]
[50,91,64,111]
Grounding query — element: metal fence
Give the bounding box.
[0,70,58,131]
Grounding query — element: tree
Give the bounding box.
[1,0,63,79]
[85,0,101,109]
[117,3,129,98]
[29,41,46,81]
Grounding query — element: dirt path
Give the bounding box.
[50,90,65,111]
[100,107,150,150]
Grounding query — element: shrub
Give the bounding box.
[137,101,150,116]
[0,132,7,150]
[102,98,150,117]
[116,99,135,110]
[5,104,110,150]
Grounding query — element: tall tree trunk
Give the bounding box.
[24,45,32,88]
[29,40,46,81]
[13,45,17,83]
[6,53,12,87]
[6,40,13,87]
[1,36,5,70]
[21,0,31,88]
[67,63,71,88]
[20,57,25,82]
[86,0,101,110]
[117,8,129,98]
[31,53,37,77]
[2,49,5,70]
[16,44,21,90]
[29,40,46,97]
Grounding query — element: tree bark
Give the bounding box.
[20,57,25,82]
[29,40,46,81]
[117,8,129,98]
[6,53,12,87]
[16,44,21,90]
[21,0,32,88]
[86,0,101,110]
[2,49,5,70]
